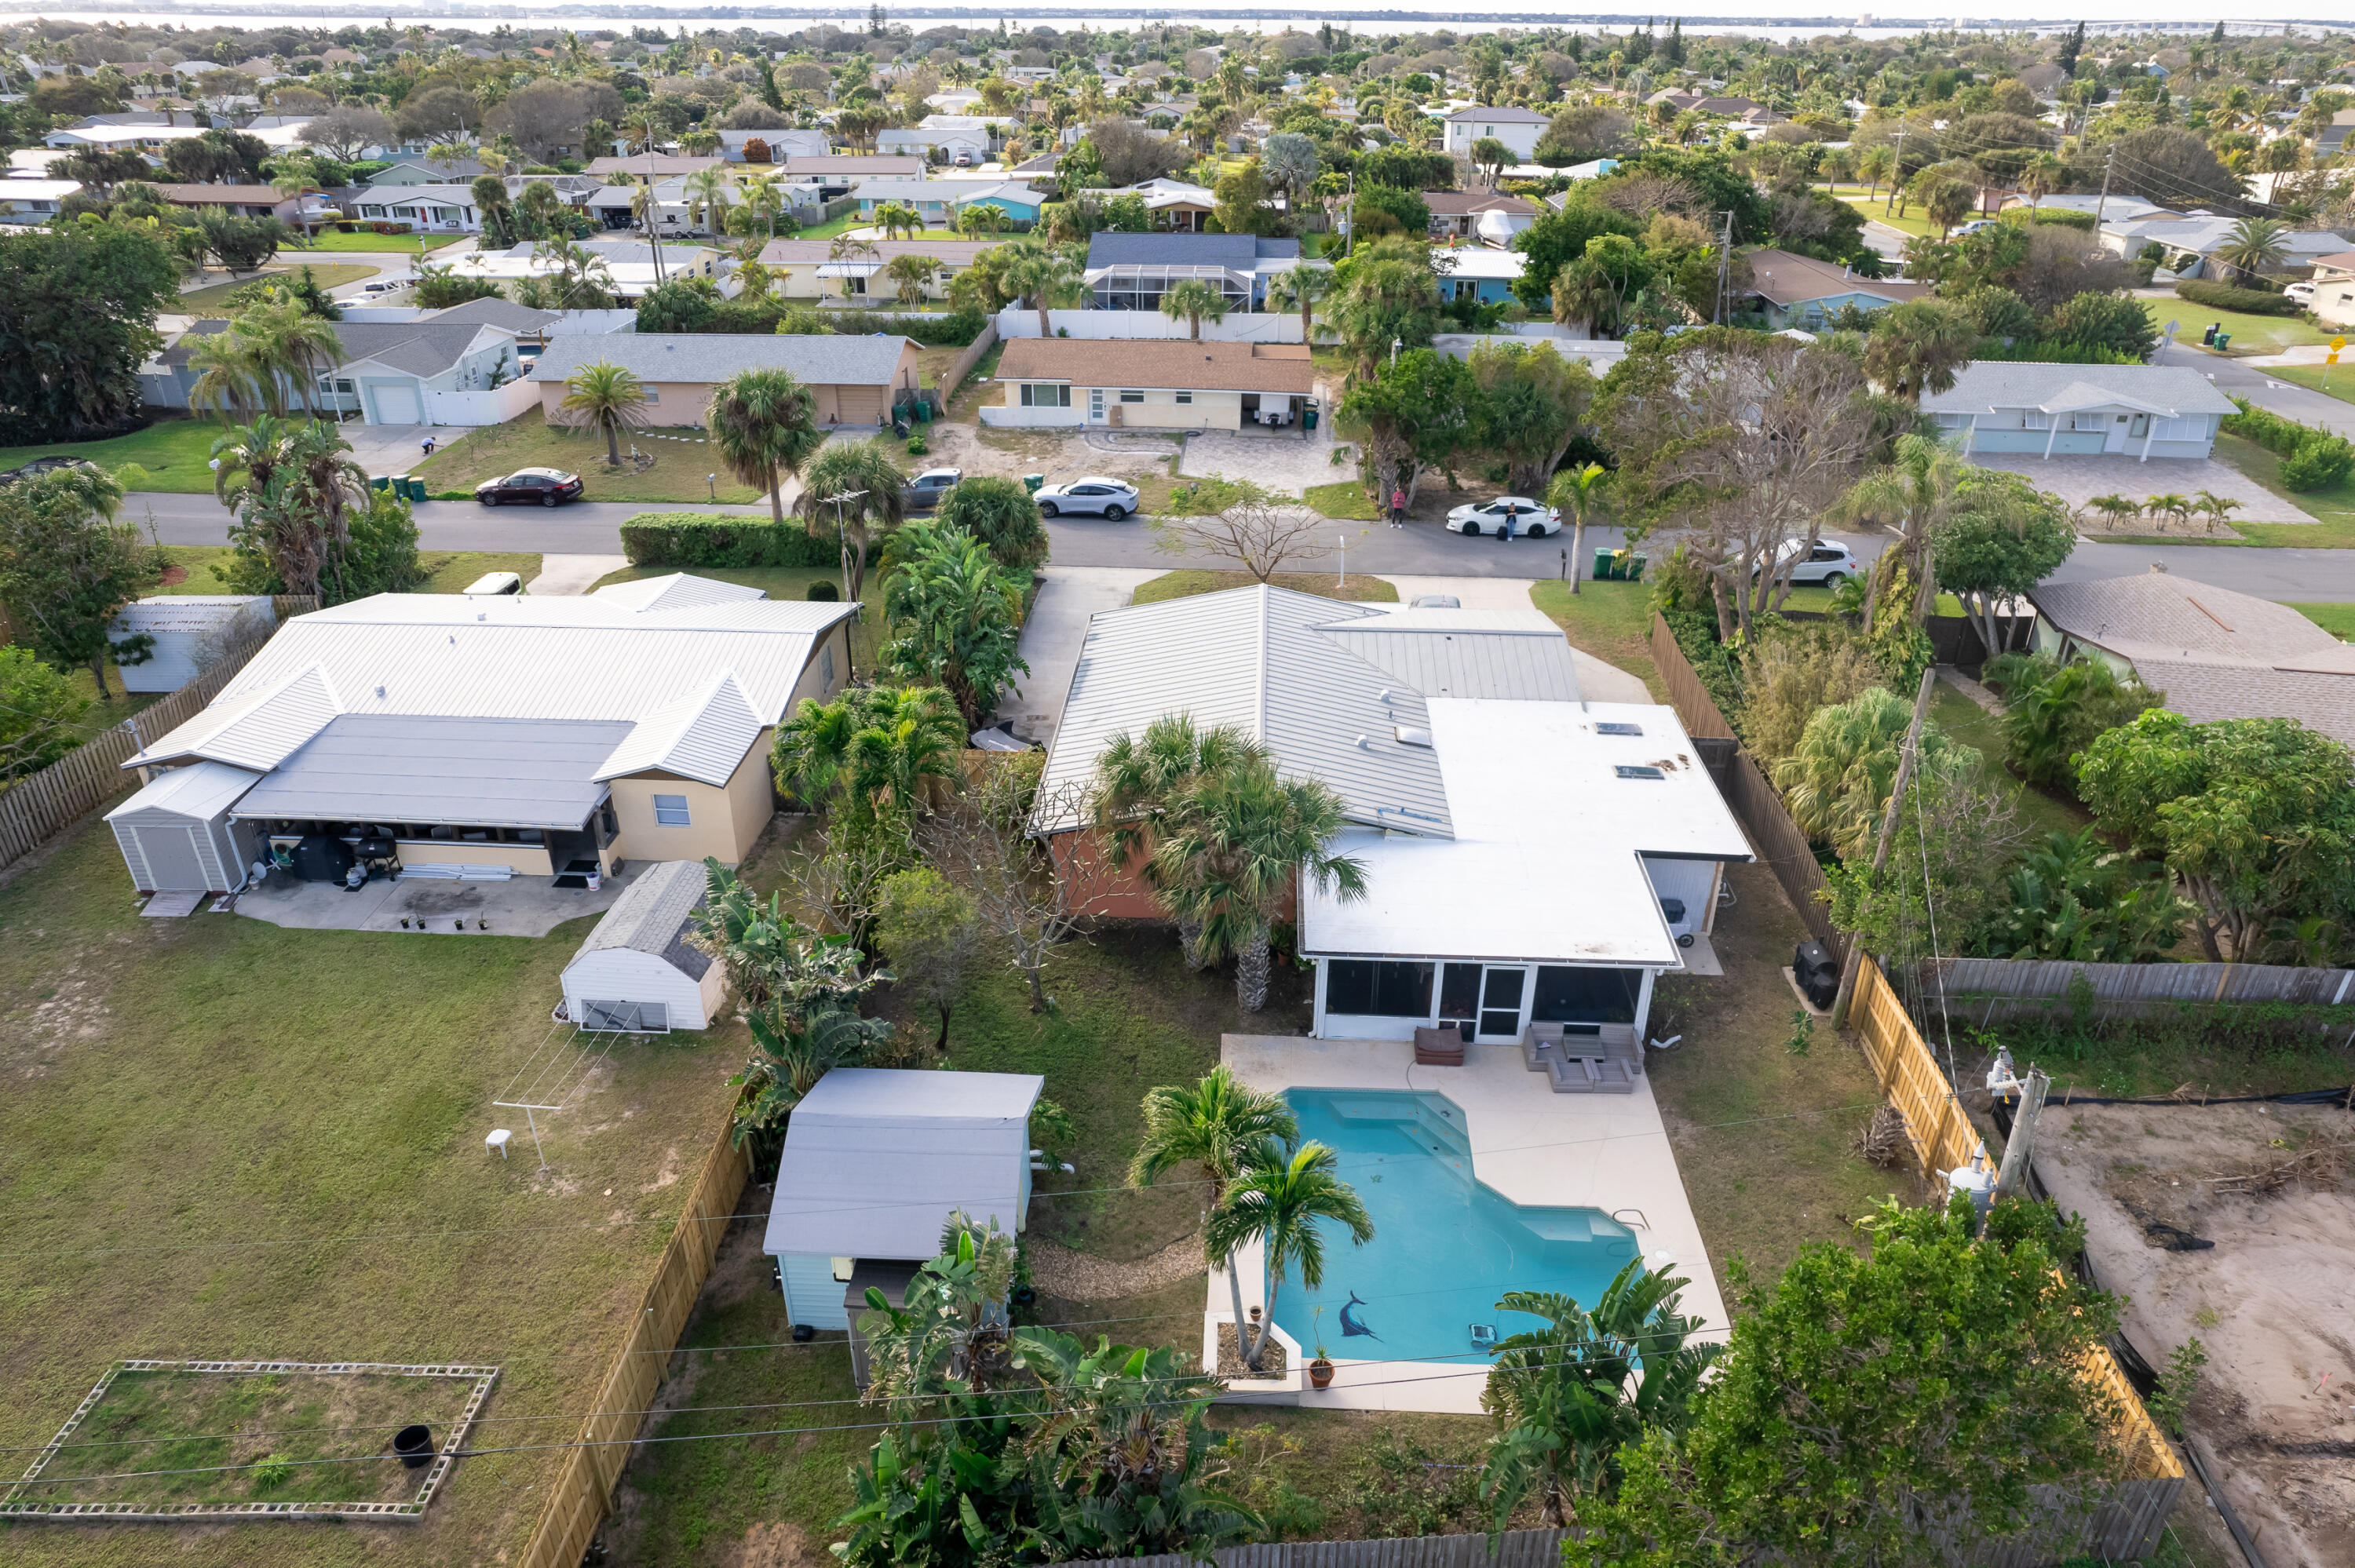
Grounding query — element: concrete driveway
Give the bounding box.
[1966,453,2317,527]
[994,564,1161,745]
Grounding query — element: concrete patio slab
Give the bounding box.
[1968,453,2317,527]
[235,861,643,939]
[1210,1032,1728,1413]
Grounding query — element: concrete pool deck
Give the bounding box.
[1209,1032,1729,1413]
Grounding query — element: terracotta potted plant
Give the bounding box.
[1308,1306,1334,1390]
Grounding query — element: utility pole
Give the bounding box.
[1714,207,1733,325]
[1829,665,1937,1028]
[2094,141,2115,227]
[1990,1065,2050,1211]
[822,487,867,659]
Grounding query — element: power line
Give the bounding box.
[0,1099,1889,1264]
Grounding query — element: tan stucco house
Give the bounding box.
[529,334,923,428]
[983,338,1318,432]
[110,575,855,894]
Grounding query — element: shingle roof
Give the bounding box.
[585,154,724,177]
[1923,363,2240,418]
[331,320,496,379]
[574,858,712,976]
[421,297,564,333]
[1422,190,1538,217]
[155,183,294,204]
[995,338,1316,396]
[1745,249,1933,308]
[528,333,915,388]
[759,235,995,267]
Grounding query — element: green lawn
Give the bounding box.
[790,211,867,242]
[1132,569,1397,607]
[2178,432,2355,548]
[1528,578,1659,693]
[0,818,739,1568]
[1302,480,1382,521]
[1823,187,1936,240]
[0,416,233,494]
[2292,601,2355,637]
[152,544,542,596]
[2149,297,2332,358]
[414,413,765,504]
[279,231,466,254]
[1928,683,2091,842]
[2264,362,2355,407]
[178,264,381,314]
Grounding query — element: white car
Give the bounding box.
[1951,219,1999,238]
[1444,495,1560,537]
[1759,538,1860,587]
[2284,281,2319,304]
[1035,476,1140,520]
[360,278,410,294]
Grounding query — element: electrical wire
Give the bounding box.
[0,1100,1888,1264]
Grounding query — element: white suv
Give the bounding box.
[1761,539,1859,587]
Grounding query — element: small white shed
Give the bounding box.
[560,859,724,1032]
[762,1068,1045,1332]
[106,760,265,893]
[108,596,276,693]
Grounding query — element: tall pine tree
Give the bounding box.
[2057,20,2086,75]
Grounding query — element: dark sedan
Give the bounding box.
[476,468,584,507]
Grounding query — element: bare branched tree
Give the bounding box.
[1147,478,1332,583]
[922,758,1115,1012]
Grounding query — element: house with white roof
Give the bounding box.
[1923,362,2240,461]
[1029,586,1752,1046]
[105,576,856,895]
[2099,213,2352,282]
[763,1067,1045,1348]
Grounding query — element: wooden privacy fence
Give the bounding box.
[1650,614,1845,965]
[0,600,316,874]
[515,1114,750,1568]
[933,322,999,412]
[1060,1528,1571,1568]
[1919,956,2355,1008]
[1850,957,2185,1563]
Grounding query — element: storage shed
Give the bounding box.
[763,1068,1045,1333]
[107,596,276,693]
[560,859,724,1032]
[106,760,265,893]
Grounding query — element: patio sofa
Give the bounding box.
[1521,1022,1642,1094]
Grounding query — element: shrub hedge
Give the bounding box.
[2222,399,2355,493]
[2174,277,2305,315]
[619,512,875,568]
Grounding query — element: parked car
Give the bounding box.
[476,468,585,507]
[1444,495,1560,537]
[360,278,409,294]
[903,467,962,510]
[2284,281,2319,304]
[1035,476,1140,520]
[1951,219,1999,238]
[1758,538,1859,587]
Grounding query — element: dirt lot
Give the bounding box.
[2034,1100,2355,1567]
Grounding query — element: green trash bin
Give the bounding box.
[389,473,411,501]
[407,476,429,502]
[2213,332,2230,350]
[1022,473,1045,494]
[369,475,389,493]
[1304,406,1318,431]
[1593,549,1648,582]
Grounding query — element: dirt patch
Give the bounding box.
[2034,1101,2355,1568]
[736,1519,827,1566]
[912,420,1174,495]
[1027,1231,1208,1300]
[1217,1321,1288,1380]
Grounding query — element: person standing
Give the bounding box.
[1389,484,1406,529]
[1502,499,1519,542]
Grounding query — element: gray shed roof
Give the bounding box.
[572,858,712,979]
[528,332,914,388]
[1922,362,2240,419]
[762,1068,1044,1260]
[231,713,633,828]
[106,759,262,824]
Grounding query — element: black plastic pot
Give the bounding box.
[791,1323,816,1343]
[393,1424,434,1469]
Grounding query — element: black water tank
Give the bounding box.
[393,1424,433,1470]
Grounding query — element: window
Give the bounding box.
[1174,390,1192,404]
[1020,382,1071,407]
[1119,390,1144,403]
[1324,960,1436,1018]
[1531,966,1641,1026]
[652,794,692,826]
[641,387,659,403]
[819,645,836,686]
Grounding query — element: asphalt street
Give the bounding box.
[133,490,2355,602]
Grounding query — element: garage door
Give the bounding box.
[579,999,669,1034]
[371,383,422,425]
[138,825,207,892]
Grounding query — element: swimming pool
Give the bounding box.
[1269,1088,1641,1366]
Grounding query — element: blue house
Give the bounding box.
[1743,248,1932,330]
[852,178,1047,228]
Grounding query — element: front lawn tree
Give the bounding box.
[1861,297,1979,402]
[1466,339,1598,498]
[1548,463,1612,596]
[1932,469,2076,655]
[933,474,1049,571]
[794,437,909,606]
[1338,348,1484,510]
[1566,1198,2127,1568]
[1148,477,1334,583]
[0,221,181,441]
[557,360,652,467]
[2076,709,2355,961]
[705,366,820,527]
[0,463,157,700]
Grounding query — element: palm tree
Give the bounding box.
[2021,151,2067,207]
[628,181,670,279]
[794,437,909,604]
[1547,464,1612,597]
[2086,492,2141,531]
[2142,492,2192,533]
[739,170,788,243]
[874,199,922,241]
[882,252,940,308]
[1148,757,1367,1011]
[270,158,319,243]
[1263,264,1334,346]
[706,366,821,526]
[1478,1260,1722,1529]
[470,173,515,246]
[1158,275,1228,341]
[828,231,882,302]
[557,361,651,466]
[1825,431,1967,632]
[1325,240,1442,376]
[845,685,965,822]
[683,164,732,234]
[681,125,721,156]
[1000,238,1086,339]
[185,325,277,421]
[1857,142,1896,202]
[2215,215,2289,285]
[237,287,342,418]
[535,239,616,310]
[1090,714,1271,965]
[1128,1066,1300,1383]
[1203,1137,1374,1372]
[2192,489,2244,535]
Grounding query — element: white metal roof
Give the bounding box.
[110,596,274,636]
[126,586,855,775]
[592,672,764,787]
[1298,699,1754,968]
[761,1068,1044,1261]
[590,574,769,613]
[105,760,262,823]
[232,714,635,829]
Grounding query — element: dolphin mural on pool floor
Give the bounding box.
[1339,1292,1378,1340]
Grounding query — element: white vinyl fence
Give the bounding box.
[994,308,1305,342]
[425,378,540,427]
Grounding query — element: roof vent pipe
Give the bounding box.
[1356,734,1371,749]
